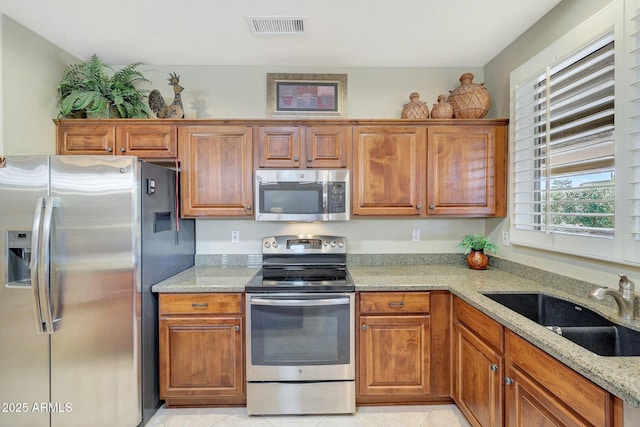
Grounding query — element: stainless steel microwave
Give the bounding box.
[254,169,350,221]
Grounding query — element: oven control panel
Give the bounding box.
[262,235,346,253]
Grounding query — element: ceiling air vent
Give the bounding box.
[248,16,306,35]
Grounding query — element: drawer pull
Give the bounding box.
[504,376,514,385]
[191,303,209,308]
[490,364,499,372]
[362,324,367,331]
[388,301,405,307]
[235,325,240,332]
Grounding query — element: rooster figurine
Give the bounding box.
[148,72,184,118]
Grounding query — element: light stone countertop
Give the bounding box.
[152,263,640,410]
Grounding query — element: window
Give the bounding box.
[509,0,640,263]
[513,34,615,238]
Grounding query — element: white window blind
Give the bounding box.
[627,0,640,261]
[512,34,615,238]
[509,0,633,262]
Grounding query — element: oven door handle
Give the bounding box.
[250,297,350,307]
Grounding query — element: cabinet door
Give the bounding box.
[504,330,617,427]
[56,125,115,155]
[159,316,244,405]
[427,125,506,216]
[255,126,301,168]
[352,126,425,216]
[116,125,177,159]
[305,125,351,168]
[454,323,503,427]
[358,315,430,398]
[179,126,253,217]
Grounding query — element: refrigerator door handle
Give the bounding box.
[30,196,46,334]
[38,196,56,335]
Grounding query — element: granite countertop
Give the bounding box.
[152,263,640,410]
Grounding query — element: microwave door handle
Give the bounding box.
[250,297,350,307]
[30,196,46,334]
[37,196,56,335]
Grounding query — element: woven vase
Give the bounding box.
[430,94,454,119]
[447,73,490,119]
[401,92,429,119]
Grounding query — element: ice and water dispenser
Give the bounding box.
[6,230,31,286]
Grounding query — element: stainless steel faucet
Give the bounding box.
[589,274,638,320]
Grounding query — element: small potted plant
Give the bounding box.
[458,233,498,270]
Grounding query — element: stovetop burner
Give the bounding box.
[245,235,355,293]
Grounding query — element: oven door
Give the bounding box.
[246,293,355,382]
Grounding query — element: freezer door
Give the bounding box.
[0,156,50,427]
[48,156,141,427]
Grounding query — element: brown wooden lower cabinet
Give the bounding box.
[453,297,504,427]
[357,291,451,404]
[159,293,245,407]
[156,290,627,423]
[453,296,623,427]
[505,330,622,427]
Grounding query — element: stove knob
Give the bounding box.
[272,241,279,248]
[264,241,271,248]
[323,240,329,247]
[338,240,344,248]
[330,240,337,247]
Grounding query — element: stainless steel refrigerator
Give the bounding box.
[0,155,195,427]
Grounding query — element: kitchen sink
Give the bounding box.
[483,292,640,356]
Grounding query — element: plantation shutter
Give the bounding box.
[512,33,615,238]
[628,0,640,260]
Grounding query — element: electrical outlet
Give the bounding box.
[412,228,421,241]
[231,230,240,243]
[502,231,510,246]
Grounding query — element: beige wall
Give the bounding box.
[0,14,76,155]
[483,0,639,286]
[140,66,482,120]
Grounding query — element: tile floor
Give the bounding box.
[146,404,471,427]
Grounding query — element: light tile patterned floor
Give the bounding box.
[146,404,471,427]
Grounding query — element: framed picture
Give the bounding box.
[267,73,347,118]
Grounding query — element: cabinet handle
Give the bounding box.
[307,156,312,162]
[416,204,422,210]
[120,147,126,153]
[293,157,299,162]
[504,376,514,385]
[246,205,252,211]
[429,204,435,209]
[490,364,499,372]
[191,303,208,308]
[235,325,240,332]
[388,301,405,307]
[361,324,367,331]
[106,147,113,152]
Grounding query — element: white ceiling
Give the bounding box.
[0,0,561,67]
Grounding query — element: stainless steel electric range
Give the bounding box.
[245,235,356,416]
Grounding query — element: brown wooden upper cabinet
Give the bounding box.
[352,125,426,216]
[255,125,351,169]
[352,121,507,218]
[427,125,506,217]
[56,122,177,160]
[178,126,253,217]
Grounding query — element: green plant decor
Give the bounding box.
[458,233,498,255]
[56,54,152,119]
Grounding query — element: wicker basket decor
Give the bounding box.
[447,73,490,119]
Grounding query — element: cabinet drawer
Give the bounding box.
[360,292,430,314]
[159,293,243,315]
[453,298,502,352]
